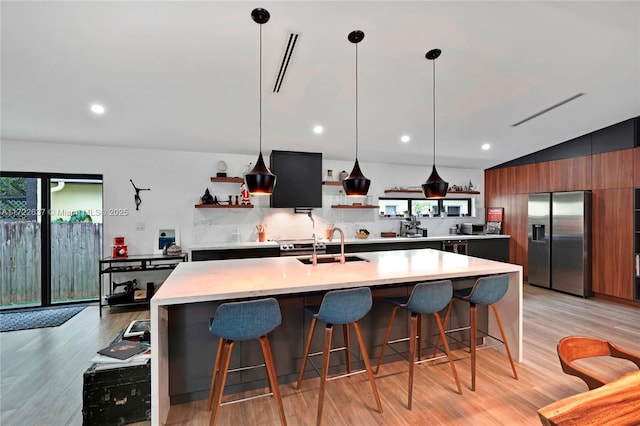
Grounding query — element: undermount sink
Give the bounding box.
[297,255,369,265]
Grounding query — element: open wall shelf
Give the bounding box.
[384,189,480,195]
[195,204,253,209]
[210,177,244,183]
[331,205,378,209]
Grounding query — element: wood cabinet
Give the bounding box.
[506,194,529,278]
[591,188,634,299]
[548,157,592,192]
[635,188,640,301]
[591,149,634,190]
[634,148,640,188]
[513,164,538,194]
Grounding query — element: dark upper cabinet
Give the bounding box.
[591,118,636,154]
[269,150,322,208]
[535,134,592,163]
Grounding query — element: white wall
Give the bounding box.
[1,139,484,254]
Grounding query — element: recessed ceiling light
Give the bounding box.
[90,103,106,115]
[313,125,324,134]
[481,143,491,151]
[400,135,410,143]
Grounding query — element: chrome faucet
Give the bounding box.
[330,227,346,264]
[308,212,318,266]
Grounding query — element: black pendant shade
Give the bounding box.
[343,158,371,196]
[344,30,370,197]
[422,165,448,199]
[422,48,448,200]
[245,153,276,195]
[246,8,276,195]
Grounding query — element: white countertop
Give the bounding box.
[153,248,521,307]
[190,233,510,251]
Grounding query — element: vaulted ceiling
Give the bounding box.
[1,1,638,169]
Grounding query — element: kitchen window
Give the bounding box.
[378,197,473,218]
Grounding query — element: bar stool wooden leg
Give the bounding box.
[417,313,423,361]
[470,303,477,391]
[343,324,351,374]
[207,337,224,411]
[353,321,383,414]
[296,317,318,390]
[259,335,287,426]
[317,324,334,426]
[408,312,418,409]
[433,300,455,358]
[210,340,234,426]
[490,304,518,380]
[375,305,400,374]
[433,312,462,394]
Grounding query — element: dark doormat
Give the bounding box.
[0,306,86,332]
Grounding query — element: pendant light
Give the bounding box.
[422,48,448,199]
[343,30,371,197]
[245,8,276,195]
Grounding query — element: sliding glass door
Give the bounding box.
[0,176,43,308]
[50,177,103,304]
[0,172,103,309]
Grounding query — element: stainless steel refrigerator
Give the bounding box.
[527,191,592,297]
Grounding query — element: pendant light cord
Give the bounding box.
[259,24,263,153]
[355,42,359,159]
[432,57,436,167]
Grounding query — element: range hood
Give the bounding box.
[269,150,322,208]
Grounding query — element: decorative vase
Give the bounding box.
[202,188,214,204]
[339,170,349,181]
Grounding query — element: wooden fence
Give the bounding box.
[0,221,102,307]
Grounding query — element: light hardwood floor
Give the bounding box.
[1,285,639,425]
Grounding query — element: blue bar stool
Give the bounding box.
[436,274,518,391]
[207,298,287,426]
[295,287,383,425]
[375,280,462,409]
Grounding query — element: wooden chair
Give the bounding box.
[557,336,640,390]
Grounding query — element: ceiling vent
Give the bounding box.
[273,32,300,93]
[511,93,585,127]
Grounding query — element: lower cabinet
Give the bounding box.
[327,238,509,263]
[326,240,441,254]
[192,247,279,261]
[467,239,510,263]
[192,239,510,262]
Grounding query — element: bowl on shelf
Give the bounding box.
[356,229,370,239]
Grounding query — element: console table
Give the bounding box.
[98,253,188,316]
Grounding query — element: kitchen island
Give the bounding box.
[151,248,522,426]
